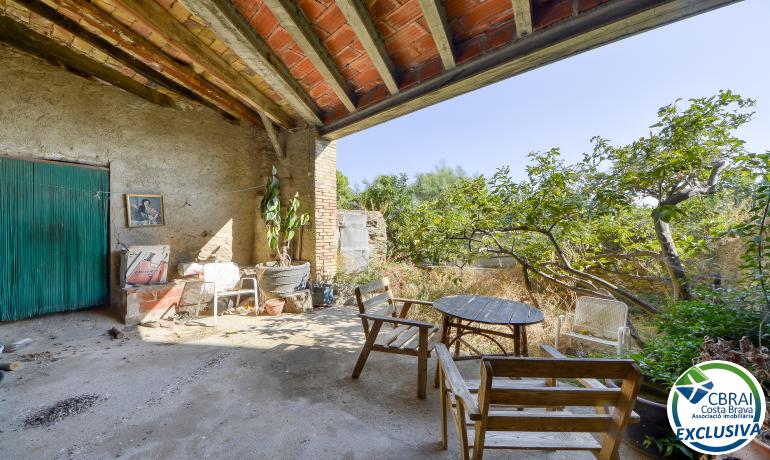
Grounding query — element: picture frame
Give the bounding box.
[125,194,165,227]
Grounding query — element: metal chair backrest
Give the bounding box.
[202,262,240,291]
[574,296,628,340]
[354,277,396,317]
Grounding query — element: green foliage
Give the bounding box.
[634,294,764,389]
[413,162,467,202]
[643,435,698,459]
[260,166,310,266]
[358,174,415,259]
[336,170,358,210]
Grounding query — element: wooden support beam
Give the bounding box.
[418,0,455,70]
[321,0,740,139]
[0,14,176,108]
[258,112,284,160]
[180,0,323,125]
[261,0,357,112]
[111,0,294,128]
[13,0,262,126]
[335,0,399,94]
[511,0,533,38]
[45,0,266,127]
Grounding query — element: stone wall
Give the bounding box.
[0,47,338,312]
[337,210,386,273]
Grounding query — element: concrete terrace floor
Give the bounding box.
[1,306,635,459]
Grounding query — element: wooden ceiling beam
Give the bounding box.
[335,0,399,94]
[34,0,267,127]
[180,0,322,125]
[418,0,455,70]
[111,0,293,128]
[321,0,739,139]
[511,0,533,38]
[0,14,176,108]
[261,0,357,112]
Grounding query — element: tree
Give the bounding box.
[413,162,467,202]
[336,170,357,209]
[358,174,414,259]
[401,149,661,322]
[590,91,755,300]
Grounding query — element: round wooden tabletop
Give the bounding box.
[433,295,545,325]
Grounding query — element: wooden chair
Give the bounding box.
[351,277,439,399]
[556,296,630,355]
[436,343,642,460]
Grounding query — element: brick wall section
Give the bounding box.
[313,137,338,281]
[253,126,337,282]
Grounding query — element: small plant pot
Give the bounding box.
[264,299,285,316]
[312,284,334,306]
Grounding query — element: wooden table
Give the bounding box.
[434,295,544,358]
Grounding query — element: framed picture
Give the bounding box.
[126,194,165,227]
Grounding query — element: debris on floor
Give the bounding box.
[23,394,103,428]
[0,361,22,371]
[6,338,34,352]
[18,351,57,363]
[107,327,125,340]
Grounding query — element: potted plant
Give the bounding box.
[312,278,334,307]
[257,166,311,299]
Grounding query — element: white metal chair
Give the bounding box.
[195,262,257,326]
[556,296,630,355]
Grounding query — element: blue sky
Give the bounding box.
[337,0,770,188]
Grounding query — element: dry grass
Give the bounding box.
[336,262,580,356]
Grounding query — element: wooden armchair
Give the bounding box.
[351,277,439,399]
[436,343,642,460]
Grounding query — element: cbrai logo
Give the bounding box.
[667,360,766,455]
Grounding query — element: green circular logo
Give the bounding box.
[667,360,766,455]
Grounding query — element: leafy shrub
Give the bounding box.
[635,295,763,389]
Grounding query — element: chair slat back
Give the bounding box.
[477,357,642,438]
[574,296,628,339]
[355,277,396,316]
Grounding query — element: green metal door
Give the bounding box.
[0,157,109,321]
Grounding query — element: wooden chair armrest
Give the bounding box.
[358,313,434,329]
[392,297,433,306]
[435,344,480,419]
[392,298,433,318]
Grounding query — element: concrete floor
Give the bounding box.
[1,306,638,459]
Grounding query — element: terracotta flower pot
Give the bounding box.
[264,299,285,316]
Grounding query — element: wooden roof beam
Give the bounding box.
[511,0,533,38]
[0,14,176,108]
[111,0,293,128]
[321,0,739,139]
[335,0,399,94]
[418,0,455,70]
[261,0,357,112]
[34,0,267,127]
[180,0,322,125]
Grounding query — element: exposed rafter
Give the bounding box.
[261,0,357,112]
[321,0,739,139]
[418,0,455,70]
[14,0,264,127]
[0,15,175,108]
[180,0,322,125]
[111,0,293,128]
[335,0,399,94]
[511,0,533,38]
[258,112,285,160]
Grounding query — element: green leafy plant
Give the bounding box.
[260,166,310,267]
[634,295,763,389]
[643,435,698,459]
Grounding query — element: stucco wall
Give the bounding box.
[0,47,272,306]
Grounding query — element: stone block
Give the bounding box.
[283,289,313,314]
